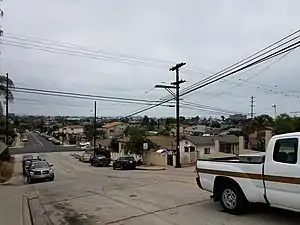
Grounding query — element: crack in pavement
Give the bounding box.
[105,199,210,224]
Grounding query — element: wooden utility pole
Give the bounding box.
[93,101,97,156]
[170,63,186,168]
[5,73,9,144]
[250,96,255,119]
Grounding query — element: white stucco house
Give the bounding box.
[101,122,128,138]
[179,135,241,164]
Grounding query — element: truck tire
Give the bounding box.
[220,183,248,214]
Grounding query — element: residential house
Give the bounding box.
[170,125,207,136]
[96,138,112,151]
[59,125,84,134]
[180,135,240,163]
[101,122,128,138]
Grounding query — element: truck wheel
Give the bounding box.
[220,184,248,214]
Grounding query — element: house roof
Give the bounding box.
[185,135,239,145]
[119,135,176,150]
[147,135,176,150]
[102,122,126,129]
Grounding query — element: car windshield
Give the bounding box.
[31,161,49,169]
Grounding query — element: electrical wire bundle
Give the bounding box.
[124,30,300,117]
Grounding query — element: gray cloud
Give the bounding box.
[2,0,300,117]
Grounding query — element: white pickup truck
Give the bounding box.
[196,132,300,214]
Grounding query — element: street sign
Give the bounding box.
[143,142,148,150]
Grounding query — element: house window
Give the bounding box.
[184,146,189,153]
[273,138,298,164]
[185,141,188,144]
[190,146,196,152]
[109,129,114,133]
[204,148,210,154]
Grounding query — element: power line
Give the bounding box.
[138,30,300,114]
[4,33,176,65]
[179,37,300,98]
[179,30,300,96]
[124,34,300,117]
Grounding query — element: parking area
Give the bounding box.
[18,152,300,224]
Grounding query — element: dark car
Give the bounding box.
[113,156,137,170]
[26,160,54,183]
[23,157,45,176]
[90,155,111,167]
[52,139,61,145]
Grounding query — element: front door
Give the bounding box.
[264,137,300,211]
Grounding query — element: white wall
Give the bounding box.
[180,139,216,163]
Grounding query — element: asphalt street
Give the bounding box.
[11,152,299,225]
[10,132,78,154]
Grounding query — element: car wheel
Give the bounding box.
[113,165,116,170]
[220,184,248,214]
[50,176,54,181]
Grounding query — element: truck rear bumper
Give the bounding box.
[196,177,203,189]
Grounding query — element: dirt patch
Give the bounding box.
[0,159,15,183]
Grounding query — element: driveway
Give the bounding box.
[16,152,300,224]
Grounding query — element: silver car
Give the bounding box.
[27,161,55,183]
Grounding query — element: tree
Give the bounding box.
[166,117,176,126]
[124,126,155,158]
[141,115,149,127]
[274,114,294,134]
[0,75,14,113]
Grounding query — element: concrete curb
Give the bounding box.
[136,167,166,171]
[21,195,32,225]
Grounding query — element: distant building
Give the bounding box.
[229,114,247,122]
[59,125,84,134]
[180,135,240,163]
[101,122,128,138]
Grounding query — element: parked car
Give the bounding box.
[196,132,300,214]
[79,154,91,163]
[26,160,54,183]
[52,139,61,145]
[113,156,137,170]
[90,155,111,167]
[47,136,54,141]
[22,136,28,142]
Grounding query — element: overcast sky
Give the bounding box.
[2,0,300,118]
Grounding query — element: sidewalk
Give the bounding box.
[0,157,31,225]
[136,165,166,171]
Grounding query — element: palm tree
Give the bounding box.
[0,75,14,115]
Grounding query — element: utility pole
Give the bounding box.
[170,63,186,168]
[5,73,9,144]
[93,101,97,156]
[272,104,277,118]
[250,96,255,119]
[61,117,64,145]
